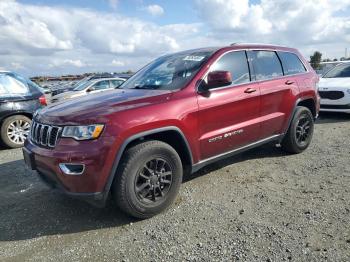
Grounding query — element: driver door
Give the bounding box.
[197,51,261,160]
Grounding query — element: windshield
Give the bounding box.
[73,80,92,91]
[8,72,44,93]
[323,63,350,78]
[120,50,214,90]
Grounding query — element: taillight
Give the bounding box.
[39,95,47,106]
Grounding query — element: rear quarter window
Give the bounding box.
[277,52,306,75]
[248,51,283,81]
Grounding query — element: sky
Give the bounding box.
[0,0,349,76]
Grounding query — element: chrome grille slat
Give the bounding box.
[46,126,52,146]
[30,120,61,148]
[34,123,40,143]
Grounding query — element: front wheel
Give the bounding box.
[0,115,31,148]
[281,106,314,154]
[113,140,183,219]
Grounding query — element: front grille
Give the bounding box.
[321,104,350,109]
[319,91,344,100]
[30,121,61,148]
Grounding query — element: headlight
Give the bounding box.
[62,124,104,140]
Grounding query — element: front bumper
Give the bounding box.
[319,87,350,113]
[23,135,118,206]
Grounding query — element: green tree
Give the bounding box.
[310,51,322,69]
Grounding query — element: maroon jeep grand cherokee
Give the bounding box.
[23,44,320,218]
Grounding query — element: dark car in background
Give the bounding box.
[0,71,46,148]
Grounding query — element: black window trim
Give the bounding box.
[197,48,310,93]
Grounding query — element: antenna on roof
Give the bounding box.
[230,43,238,46]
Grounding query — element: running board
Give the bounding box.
[191,134,283,173]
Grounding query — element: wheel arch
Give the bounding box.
[297,98,317,118]
[0,111,33,125]
[281,97,317,141]
[103,126,193,199]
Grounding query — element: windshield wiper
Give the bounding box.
[133,85,159,90]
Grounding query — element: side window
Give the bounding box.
[277,52,306,75]
[210,51,250,85]
[110,80,124,88]
[92,80,110,90]
[0,74,30,97]
[248,51,283,80]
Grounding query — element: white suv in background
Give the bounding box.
[318,62,350,113]
[50,77,125,103]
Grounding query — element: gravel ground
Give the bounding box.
[0,112,350,262]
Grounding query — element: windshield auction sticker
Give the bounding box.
[183,56,205,62]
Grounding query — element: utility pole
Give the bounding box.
[346,48,348,59]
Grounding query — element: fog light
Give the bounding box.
[59,163,85,175]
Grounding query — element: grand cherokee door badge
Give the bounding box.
[208,129,244,143]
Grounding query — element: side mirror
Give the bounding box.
[207,71,232,88]
[87,87,95,92]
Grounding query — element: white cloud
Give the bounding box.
[0,0,349,76]
[146,4,164,17]
[10,62,23,70]
[194,0,350,58]
[111,59,125,66]
[108,0,118,10]
[0,1,202,75]
[49,59,86,68]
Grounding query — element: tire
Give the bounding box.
[113,140,183,219]
[281,106,314,154]
[0,115,31,148]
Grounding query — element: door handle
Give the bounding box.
[244,88,257,94]
[285,80,294,85]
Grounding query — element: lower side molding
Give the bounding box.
[191,134,283,173]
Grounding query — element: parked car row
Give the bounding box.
[48,73,131,96]
[50,77,125,103]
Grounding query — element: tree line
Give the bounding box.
[309,51,350,69]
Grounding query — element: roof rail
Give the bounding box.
[230,42,288,48]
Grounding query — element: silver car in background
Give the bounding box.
[50,77,125,103]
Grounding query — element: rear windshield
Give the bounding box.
[0,72,42,98]
[323,63,350,78]
[120,50,215,90]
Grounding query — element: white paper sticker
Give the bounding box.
[183,55,205,62]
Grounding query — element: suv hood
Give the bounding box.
[319,77,350,89]
[36,89,172,125]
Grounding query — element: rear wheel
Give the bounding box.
[0,115,31,148]
[113,140,183,219]
[281,106,314,154]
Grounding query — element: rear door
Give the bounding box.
[197,50,261,160]
[248,50,299,139]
